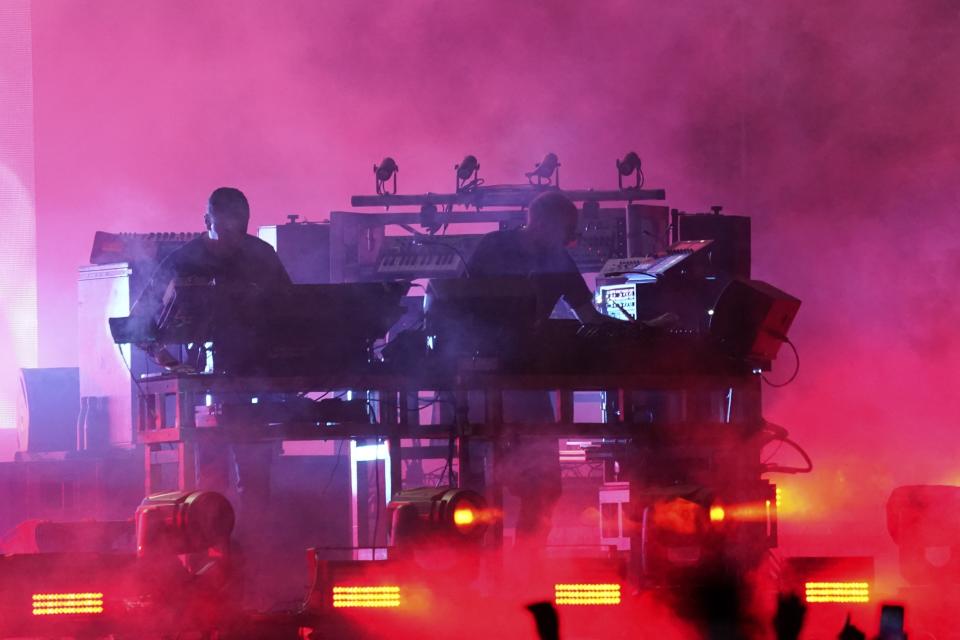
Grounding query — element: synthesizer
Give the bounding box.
[598,239,713,278]
[90,231,203,265]
[373,235,483,279]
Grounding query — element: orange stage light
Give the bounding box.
[804,581,870,604]
[709,505,726,522]
[332,585,401,608]
[554,583,621,606]
[453,506,476,527]
[32,592,104,616]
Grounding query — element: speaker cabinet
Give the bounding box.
[16,367,79,452]
[710,279,800,362]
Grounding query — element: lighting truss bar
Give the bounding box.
[351,188,666,209]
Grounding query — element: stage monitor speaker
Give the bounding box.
[710,280,800,362]
[16,367,79,453]
[677,212,751,278]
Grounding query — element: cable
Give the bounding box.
[317,439,348,502]
[458,177,485,192]
[446,422,456,487]
[372,437,381,560]
[436,390,459,488]
[431,393,457,488]
[761,436,813,475]
[761,438,785,465]
[762,337,800,387]
[436,440,454,488]
[117,344,147,399]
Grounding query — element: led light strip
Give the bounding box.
[332,586,401,608]
[554,583,621,606]
[32,593,104,616]
[804,582,870,604]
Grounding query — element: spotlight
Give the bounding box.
[782,557,874,606]
[525,152,560,187]
[387,487,489,549]
[0,550,136,637]
[709,505,726,523]
[32,592,104,616]
[455,154,481,192]
[636,484,778,580]
[616,151,644,190]
[554,583,621,606]
[135,490,234,557]
[374,157,399,195]
[803,582,870,604]
[331,585,401,609]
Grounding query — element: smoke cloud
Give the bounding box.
[23,0,960,600]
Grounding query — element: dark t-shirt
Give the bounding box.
[467,229,592,314]
[131,234,291,323]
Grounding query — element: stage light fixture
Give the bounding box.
[783,557,874,608]
[453,506,476,527]
[374,157,399,195]
[616,151,644,190]
[803,581,870,604]
[135,490,235,557]
[455,155,481,192]
[387,487,489,548]
[31,592,104,616]
[637,485,779,581]
[332,585,401,609]
[554,583,621,606]
[525,152,560,187]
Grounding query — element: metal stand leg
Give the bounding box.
[178,442,196,491]
[486,389,504,548]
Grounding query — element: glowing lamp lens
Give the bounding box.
[709,505,726,523]
[453,506,476,528]
[804,581,870,604]
[332,585,401,608]
[32,592,104,616]
[554,583,621,606]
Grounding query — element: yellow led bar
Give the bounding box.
[332,585,401,608]
[32,592,104,616]
[554,583,621,606]
[804,582,870,604]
